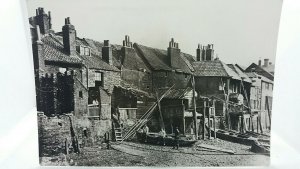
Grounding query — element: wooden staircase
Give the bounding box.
[114,127,123,142]
[112,122,123,142]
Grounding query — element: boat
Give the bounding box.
[136,130,197,147]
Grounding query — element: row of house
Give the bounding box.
[30,8,274,142]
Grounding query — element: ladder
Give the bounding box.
[112,122,123,142]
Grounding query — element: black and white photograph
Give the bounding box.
[23,0,282,167]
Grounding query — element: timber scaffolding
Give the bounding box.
[119,75,271,143]
[121,85,175,142]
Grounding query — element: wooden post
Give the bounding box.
[192,76,198,139]
[182,102,186,135]
[156,92,165,131]
[257,116,259,133]
[208,104,211,139]
[64,138,69,155]
[213,99,216,139]
[266,96,271,129]
[241,114,244,133]
[202,100,206,140]
[226,79,231,130]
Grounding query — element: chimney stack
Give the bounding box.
[102,40,113,65]
[32,25,45,71]
[35,7,52,34]
[167,38,181,68]
[196,44,203,61]
[264,58,269,67]
[205,44,214,61]
[258,59,262,66]
[123,35,133,48]
[62,17,77,56]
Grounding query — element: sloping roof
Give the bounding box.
[121,47,151,72]
[80,54,119,71]
[134,43,193,74]
[245,63,274,81]
[227,64,252,83]
[83,38,123,69]
[192,60,240,80]
[245,72,273,84]
[41,35,82,65]
[261,64,275,74]
[51,34,120,71]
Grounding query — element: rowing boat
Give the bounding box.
[136,131,197,147]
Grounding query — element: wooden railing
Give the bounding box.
[118,108,137,121]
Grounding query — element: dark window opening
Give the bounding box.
[95,71,103,87]
[165,72,168,77]
[79,91,83,98]
[146,86,150,89]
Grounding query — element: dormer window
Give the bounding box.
[84,47,90,56]
[76,45,91,56]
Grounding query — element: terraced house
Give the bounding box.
[30,7,272,153]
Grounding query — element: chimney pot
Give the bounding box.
[264,58,269,67]
[258,59,262,66]
[104,40,110,46]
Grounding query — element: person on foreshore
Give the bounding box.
[159,129,166,146]
[143,125,149,143]
[173,127,180,149]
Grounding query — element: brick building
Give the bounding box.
[30,7,273,152]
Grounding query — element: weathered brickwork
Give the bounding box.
[121,69,152,92]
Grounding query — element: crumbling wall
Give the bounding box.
[38,113,112,157]
[121,68,152,92]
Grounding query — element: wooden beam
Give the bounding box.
[202,100,206,140]
[213,99,216,139]
[197,144,235,154]
[192,76,198,139]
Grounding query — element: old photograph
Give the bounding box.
[25,0,282,167]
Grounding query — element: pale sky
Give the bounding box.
[26,0,282,67]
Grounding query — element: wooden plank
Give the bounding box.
[197,144,235,154]
[212,100,216,139]
[202,100,206,140]
[192,76,198,139]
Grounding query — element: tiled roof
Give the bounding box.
[245,72,273,84]
[227,64,251,83]
[134,43,193,74]
[80,54,119,71]
[121,46,151,72]
[41,35,82,65]
[245,63,274,81]
[83,38,123,69]
[261,64,275,74]
[50,34,120,71]
[192,60,240,80]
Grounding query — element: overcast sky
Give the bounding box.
[26,0,282,67]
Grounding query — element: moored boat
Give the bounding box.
[136,130,197,147]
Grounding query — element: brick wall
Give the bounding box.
[38,114,112,157]
[121,68,152,92]
[88,69,120,93]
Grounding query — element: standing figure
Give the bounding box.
[159,129,166,146]
[173,127,180,149]
[143,125,149,143]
